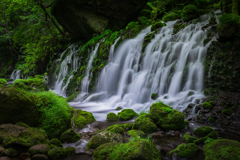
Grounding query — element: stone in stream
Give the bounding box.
[1,148,18,157]
[105,124,124,135]
[59,129,81,143]
[28,144,50,156]
[203,139,240,159]
[127,130,145,137]
[49,139,63,148]
[183,133,197,143]
[150,102,185,131]
[72,110,96,129]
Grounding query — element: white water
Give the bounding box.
[75,43,100,101]
[69,15,216,121]
[10,70,21,80]
[53,44,80,96]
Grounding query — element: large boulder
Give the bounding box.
[51,0,148,39]
[0,124,49,150]
[169,143,199,158]
[203,139,240,160]
[87,131,124,149]
[59,129,81,143]
[0,87,40,126]
[117,109,138,121]
[93,140,162,160]
[150,102,185,130]
[28,144,50,156]
[134,115,157,133]
[72,109,96,128]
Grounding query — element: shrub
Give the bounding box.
[163,12,179,22]
[181,5,199,21]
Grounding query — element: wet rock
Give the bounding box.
[0,145,5,153]
[28,144,50,156]
[193,126,213,137]
[106,112,118,121]
[72,110,95,129]
[31,154,49,160]
[93,140,161,160]
[59,129,81,143]
[150,102,185,130]
[116,106,123,110]
[123,123,134,131]
[87,131,124,149]
[194,131,219,144]
[117,109,138,121]
[49,139,63,148]
[134,115,157,133]
[1,148,18,157]
[165,130,181,137]
[203,139,240,159]
[152,131,166,138]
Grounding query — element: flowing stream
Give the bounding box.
[68,15,216,121]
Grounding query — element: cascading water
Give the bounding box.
[10,70,21,80]
[53,44,80,97]
[69,14,216,121]
[75,43,100,101]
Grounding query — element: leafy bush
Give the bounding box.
[163,12,179,22]
[34,91,71,138]
[0,78,7,85]
[181,5,199,21]
[219,13,240,28]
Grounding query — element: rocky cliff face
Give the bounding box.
[52,0,148,40]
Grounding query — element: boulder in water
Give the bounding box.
[59,129,81,143]
[51,0,149,40]
[169,143,199,158]
[149,102,185,130]
[134,115,157,133]
[106,112,118,120]
[117,109,138,121]
[203,139,240,159]
[87,131,124,149]
[93,140,161,160]
[193,126,213,137]
[72,110,96,128]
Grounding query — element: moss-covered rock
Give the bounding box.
[50,139,63,148]
[1,148,19,157]
[93,139,161,160]
[183,134,197,143]
[134,115,157,133]
[169,143,199,158]
[222,108,233,115]
[47,147,75,160]
[194,131,219,144]
[193,126,213,137]
[0,124,49,149]
[59,129,81,143]
[151,22,166,31]
[151,93,158,100]
[127,130,145,137]
[184,120,189,129]
[181,5,199,21]
[72,110,95,128]
[0,87,41,126]
[116,106,123,110]
[149,102,185,130]
[87,131,124,149]
[117,109,138,121]
[123,123,134,131]
[163,12,179,22]
[28,144,50,156]
[106,112,118,121]
[0,78,7,85]
[105,124,124,135]
[202,101,213,109]
[203,139,240,160]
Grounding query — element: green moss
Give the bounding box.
[105,124,124,135]
[151,93,158,100]
[123,123,134,131]
[202,101,213,109]
[150,102,185,130]
[0,78,7,85]
[93,139,161,160]
[203,139,240,160]
[194,131,219,144]
[50,139,63,148]
[59,129,81,143]
[169,143,199,158]
[183,134,197,143]
[142,32,155,52]
[194,126,213,137]
[222,109,233,115]
[117,109,138,121]
[72,110,96,128]
[16,122,30,128]
[116,107,122,111]
[163,12,179,22]
[151,22,166,32]
[47,147,75,160]
[208,116,215,122]
[134,115,157,133]
[127,130,145,137]
[107,112,118,121]
[181,5,199,21]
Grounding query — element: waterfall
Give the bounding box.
[53,44,80,96]
[10,70,21,80]
[69,15,214,121]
